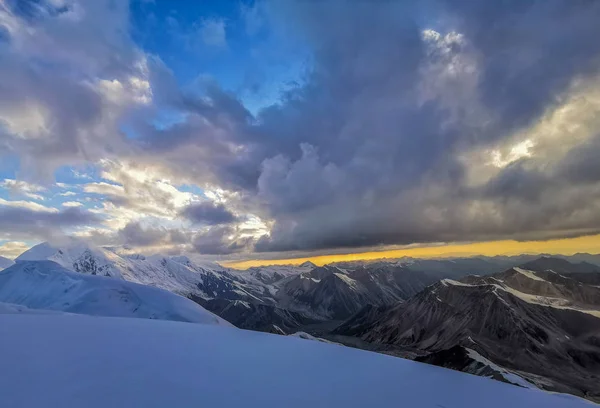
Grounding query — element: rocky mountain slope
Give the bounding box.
[197,298,321,334]
[334,257,600,400]
[275,264,442,319]
[414,345,535,388]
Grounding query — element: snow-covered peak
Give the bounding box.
[299,260,317,268]
[16,240,124,279]
[0,260,231,325]
[15,241,60,261]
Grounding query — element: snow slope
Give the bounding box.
[0,302,68,315]
[0,314,588,408]
[0,261,230,325]
[0,255,14,270]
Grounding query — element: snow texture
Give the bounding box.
[513,267,547,282]
[0,314,589,408]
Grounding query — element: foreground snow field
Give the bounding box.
[0,314,589,408]
[0,261,230,325]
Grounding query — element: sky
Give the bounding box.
[1,0,600,264]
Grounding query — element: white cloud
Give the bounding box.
[0,179,47,201]
[0,198,57,213]
[199,18,227,48]
[0,241,31,259]
[82,160,203,229]
[83,181,126,197]
[490,139,535,168]
[62,201,83,208]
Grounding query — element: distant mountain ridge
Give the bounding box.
[334,257,600,400]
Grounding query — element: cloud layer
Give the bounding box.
[2,0,600,257]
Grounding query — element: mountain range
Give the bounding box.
[3,240,600,401]
[334,257,600,400]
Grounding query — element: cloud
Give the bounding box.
[0,198,57,212]
[0,0,147,179]
[0,206,100,240]
[198,18,227,48]
[240,2,265,36]
[0,241,29,259]
[191,225,250,255]
[180,201,238,225]
[59,191,77,197]
[80,160,203,229]
[243,0,600,252]
[3,0,600,257]
[118,221,167,247]
[0,179,46,200]
[62,201,83,207]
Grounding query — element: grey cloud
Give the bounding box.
[0,0,142,179]
[191,225,250,255]
[137,0,600,253]
[180,202,238,225]
[118,222,167,247]
[0,206,100,238]
[247,0,600,251]
[439,0,600,137]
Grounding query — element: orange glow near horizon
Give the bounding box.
[222,234,600,269]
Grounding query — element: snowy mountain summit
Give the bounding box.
[17,240,125,278]
[0,260,229,325]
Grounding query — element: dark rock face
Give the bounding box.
[415,345,523,386]
[194,298,321,334]
[72,249,113,277]
[275,265,440,320]
[334,258,600,401]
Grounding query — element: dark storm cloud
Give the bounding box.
[242,0,600,251]
[191,225,250,255]
[437,0,600,136]
[118,222,166,247]
[0,206,99,237]
[555,135,600,185]
[180,202,238,225]
[88,222,193,250]
[134,0,600,252]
